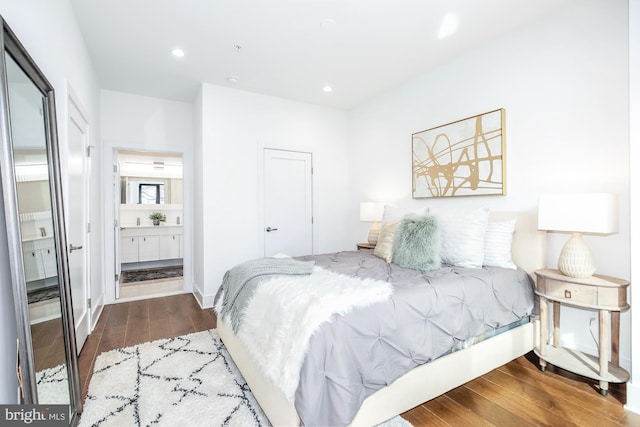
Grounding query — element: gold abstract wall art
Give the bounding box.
[412,108,506,199]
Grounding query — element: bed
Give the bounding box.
[215,211,546,426]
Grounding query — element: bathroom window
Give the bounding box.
[139,183,165,204]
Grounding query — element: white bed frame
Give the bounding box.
[217,212,546,426]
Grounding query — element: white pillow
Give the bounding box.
[483,219,517,269]
[382,205,428,223]
[373,221,400,263]
[431,207,490,268]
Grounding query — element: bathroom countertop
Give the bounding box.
[121,224,183,229]
[21,235,55,243]
[120,226,183,238]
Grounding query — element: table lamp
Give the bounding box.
[360,202,385,245]
[538,193,618,278]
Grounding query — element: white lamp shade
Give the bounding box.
[538,193,618,234]
[359,202,385,222]
[538,193,617,278]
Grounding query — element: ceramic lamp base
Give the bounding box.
[367,222,381,246]
[558,232,596,278]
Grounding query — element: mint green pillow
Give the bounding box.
[392,215,441,271]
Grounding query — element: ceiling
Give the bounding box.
[70,0,575,110]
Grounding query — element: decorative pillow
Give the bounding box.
[483,219,517,269]
[431,207,490,268]
[391,215,441,271]
[382,205,429,223]
[373,221,400,263]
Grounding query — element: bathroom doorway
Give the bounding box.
[114,150,184,301]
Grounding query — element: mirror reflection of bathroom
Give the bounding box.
[116,150,184,300]
[17,150,67,389]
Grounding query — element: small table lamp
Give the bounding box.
[538,193,618,278]
[360,202,385,245]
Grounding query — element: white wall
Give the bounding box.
[627,0,640,415]
[193,90,205,295]
[0,0,101,403]
[349,0,631,369]
[194,84,350,307]
[100,90,194,303]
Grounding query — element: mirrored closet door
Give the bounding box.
[0,17,81,425]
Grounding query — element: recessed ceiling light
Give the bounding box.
[438,13,459,39]
[227,76,239,84]
[323,85,333,93]
[172,48,185,58]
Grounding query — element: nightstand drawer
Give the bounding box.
[539,278,597,306]
[536,273,628,310]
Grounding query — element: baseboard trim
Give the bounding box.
[626,382,640,414]
[192,280,216,309]
[91,294,104,331]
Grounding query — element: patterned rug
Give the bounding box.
[79,330,412,427]
[80,330,267,426]
[120,266,183,284]
[28,285,60,304]
[36,364,70,404]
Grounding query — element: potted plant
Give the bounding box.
[149,212,166,226]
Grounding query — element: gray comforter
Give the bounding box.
[291,251,535,426]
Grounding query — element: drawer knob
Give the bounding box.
[564,290,572,298]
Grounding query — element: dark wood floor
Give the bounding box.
[31,317,67,371]
[79,294,640,426]
[77,293,216,399]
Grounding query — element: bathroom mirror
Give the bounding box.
[120,177,183,204]
[118,150,183,205]
[0,17,81,424]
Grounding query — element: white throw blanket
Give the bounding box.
[227,266,392,402]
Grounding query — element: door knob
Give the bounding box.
[69,244,83,252]
[266,227,279,232]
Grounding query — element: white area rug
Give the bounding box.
[36,364,70,404]
[80,329,412,427]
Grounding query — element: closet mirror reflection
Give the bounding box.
[0,17,81,424]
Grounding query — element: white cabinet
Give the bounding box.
[120,226,183,264]
[23,248,43,282]
[22,237,57,282]
[120,236,139,263]
[41,247,57,277]
[138,236,160,262]
[159,234,181,259]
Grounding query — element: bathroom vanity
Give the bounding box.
[120,225,183,264]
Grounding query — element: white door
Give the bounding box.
[67,95,90,352]
[263,149,313,257]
